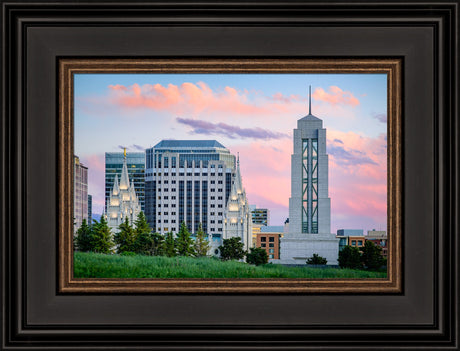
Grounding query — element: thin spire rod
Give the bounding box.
[309,85,312,115]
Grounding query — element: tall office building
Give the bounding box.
[105,152,145,212]
[145,140,251,254]
[280,87,339,264]
[105,149,142,232]
[74,156,88,233]
[251,207,270,226]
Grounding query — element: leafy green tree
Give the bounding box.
[175,222,195,257]
[194,223,210,257]
[246,247,268,266]
[362,241,385,270]
[90,216,114,254]
[219,237,246,261]
[74,219,92,252]
[151,232,166,256]
[114,217,136,254]
[306,253,328,265]
[338,246,362,269]
[163,231,176,257]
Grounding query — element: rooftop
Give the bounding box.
[153,140,227,149]
[260,225,284,233]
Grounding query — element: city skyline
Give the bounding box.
[74,73,387,233]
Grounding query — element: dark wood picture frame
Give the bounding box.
[60,58,401,293]
[1,1,459,350]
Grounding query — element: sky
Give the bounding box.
[74,73,387,234]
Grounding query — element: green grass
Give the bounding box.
[74,252,387,279]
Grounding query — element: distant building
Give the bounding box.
[105,149,142,233]
[74,156,88,233]
[105,152,145,212]
[337,229,364,236]
[251,224,264,248]
[256,226,284,260]
[279,87,339,264]
[87,194,92,225]
[251,207,270,226]
[348,236,365,249]
[366,229,388,258]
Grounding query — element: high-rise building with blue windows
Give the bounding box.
[105,152,145,212]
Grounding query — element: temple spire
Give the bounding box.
[308,85,312,115]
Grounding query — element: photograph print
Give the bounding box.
[73,72,388,279]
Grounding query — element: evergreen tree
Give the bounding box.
[134,211,151,235]
[74,219,92,252]
[306,253,328,265]
[163,231,176,257]
[175,222,195,257]
[90,216,114,254]
[151,232,165,256]
[194,223,210,257]
[338,246,362,269]
[219,237,246,261]
[246,247,268,266]
[114,217,136,254]
[362,241,385,270]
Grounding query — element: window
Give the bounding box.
[171,196,176,200]
[179,173,184,176]
[164,212,168,215]
[210,196,215,200]
[158,212,161,215]
[171,204,176,207]
[171,220,176,223]
[358,240,363,246]
[210,212,215,216]
[352,240,356,246]
[261,237,266,242]
[164,204,168,207]
[218,212,223,216]
[164,196,168,200]
[218,180,223,184]
[269,237,275,242]
[172,180,176,184]
[158,219,161,223]
[172,173,176,177]
[210,180,215,184]
[218,188,223,192]
[218,196,223,200]
[194,173,200,176]
[171,212,176,215]
[269,254,274,259]
[261,243,266,248]
[164,220,168,223]
[210,220,215,224]
[171,188,176,192]
[269,243,274,248]
[187,172,192,176]
[218,204,222,208]
[269,249,274,253]
[164,188,168,192]
[218,220,222,224]
[210,204,215,208]
[164,180,168,184]
[158,196,161,200]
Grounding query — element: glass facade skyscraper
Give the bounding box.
[105,152,145,212]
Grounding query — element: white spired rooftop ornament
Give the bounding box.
[105,148,142,233]
[279,86,339,265]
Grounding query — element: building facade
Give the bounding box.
[105,149,142,232]
[279,88,339,264]
[144,140,234,243]
[74,156,88,233]
[251,207,270,226]
[222,158,252,252]
[366,230,388,258]
[105,152,145,212]
[256,226,283,260]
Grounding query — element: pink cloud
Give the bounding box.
[312,86,360,106]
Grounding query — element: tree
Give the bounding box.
[175,222,195,257]
[90,216,114,254]
[194,223,210,257]
[362,241,385,270]
[306,253,328,265]
[219,237,246,261]
[114,217,136,254]
[163,231,176,257]
[246,247,268,266]
[338,245,362,269]
[74,219,92,252]
[134,211,151,235]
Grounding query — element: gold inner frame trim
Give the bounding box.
[59,58,402,293]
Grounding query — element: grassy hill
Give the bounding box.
[74,252,387,279]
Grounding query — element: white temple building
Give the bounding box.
[222,156,253,254]
[279,87,339,265]
[105,148,141,233]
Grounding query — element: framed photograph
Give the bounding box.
[61,59,401,293]
[2,1,458,350]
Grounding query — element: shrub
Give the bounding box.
[362,241,386,270]
[306,253,328,265]
[246,247,269,266]
[219,237,246,261]
[338,246,362,269]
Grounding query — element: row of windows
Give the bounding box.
[260,243,275,248]
[260,237,276,242]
